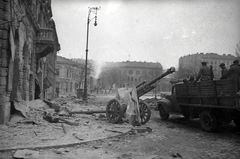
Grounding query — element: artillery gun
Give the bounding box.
[106,67,175,124]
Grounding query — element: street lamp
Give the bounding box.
[83,7,100,101]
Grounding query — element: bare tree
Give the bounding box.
[71,58,95,88]
[99,66,122,93]
[175,60,201,80]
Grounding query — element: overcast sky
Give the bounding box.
[51,0,240,69]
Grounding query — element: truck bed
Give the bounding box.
[175,79,239,109]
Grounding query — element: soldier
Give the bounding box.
[194,61,213,83]
[219,63,229,79]
[221,60,240,90]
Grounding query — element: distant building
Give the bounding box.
[100,61,163,92]
[179,53,237,78]
[158,69,174,93]
[55,56,85,97]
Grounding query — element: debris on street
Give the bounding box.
[133,127,152,133]
[0,97,132,150]
[53,148,70,155]
[105,129,124,134]
[72,133,84,141]
[13,149,39,159]
[61,123,67,134]
[70,110,106,115]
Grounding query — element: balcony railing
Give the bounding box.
[36,28,55,44]
[36,28,55,58]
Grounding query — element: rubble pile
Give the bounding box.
[0,98,132,150]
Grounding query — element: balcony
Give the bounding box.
[36,28,55,44]
[36,28,55,58]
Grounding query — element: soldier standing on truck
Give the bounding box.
[219,63,229,79]
[221,60,240,91]
[194,61,213,83]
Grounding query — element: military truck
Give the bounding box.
[157,79,240,132]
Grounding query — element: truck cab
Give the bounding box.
[158,83,190,120]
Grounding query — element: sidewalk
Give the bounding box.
[0,99,133,152]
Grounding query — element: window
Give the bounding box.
[66,82,68,92]
[129,70,133,75]
[70,82,73,92]
[136,70,140,75]
[149,70,153,75]
[143,70,147,75]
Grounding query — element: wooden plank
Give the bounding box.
[177,103,237,109]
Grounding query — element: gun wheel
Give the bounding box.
[106,99,123,124]
[139,102,151,124]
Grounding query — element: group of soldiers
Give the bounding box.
[194,59,240,90]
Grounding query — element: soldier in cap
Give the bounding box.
[219,63,229,79]
[221,59,240,90]
[194,61,213,83]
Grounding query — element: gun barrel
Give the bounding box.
[136,67,175,97]
[136,80,147,89]
[137,85,155,97]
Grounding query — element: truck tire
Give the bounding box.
[158,104,169,120]
[199,111,218,132]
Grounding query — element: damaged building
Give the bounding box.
[55,56,85,98]
[0,0,60,124]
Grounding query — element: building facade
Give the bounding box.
[56,56,85,97]
[0,0,60,124]
[179,53,237,78]
[100,61,163,91]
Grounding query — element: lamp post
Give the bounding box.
[83,7,100,101]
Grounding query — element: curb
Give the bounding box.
[0,128,133,152]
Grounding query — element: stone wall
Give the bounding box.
[0,0,55,124]
[0,0,60,124]
[0,0,11,124]
[10,11,36,103]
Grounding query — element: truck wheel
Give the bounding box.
[199,111,218,132]
[234,119,240,128]
[158,104,169,120]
